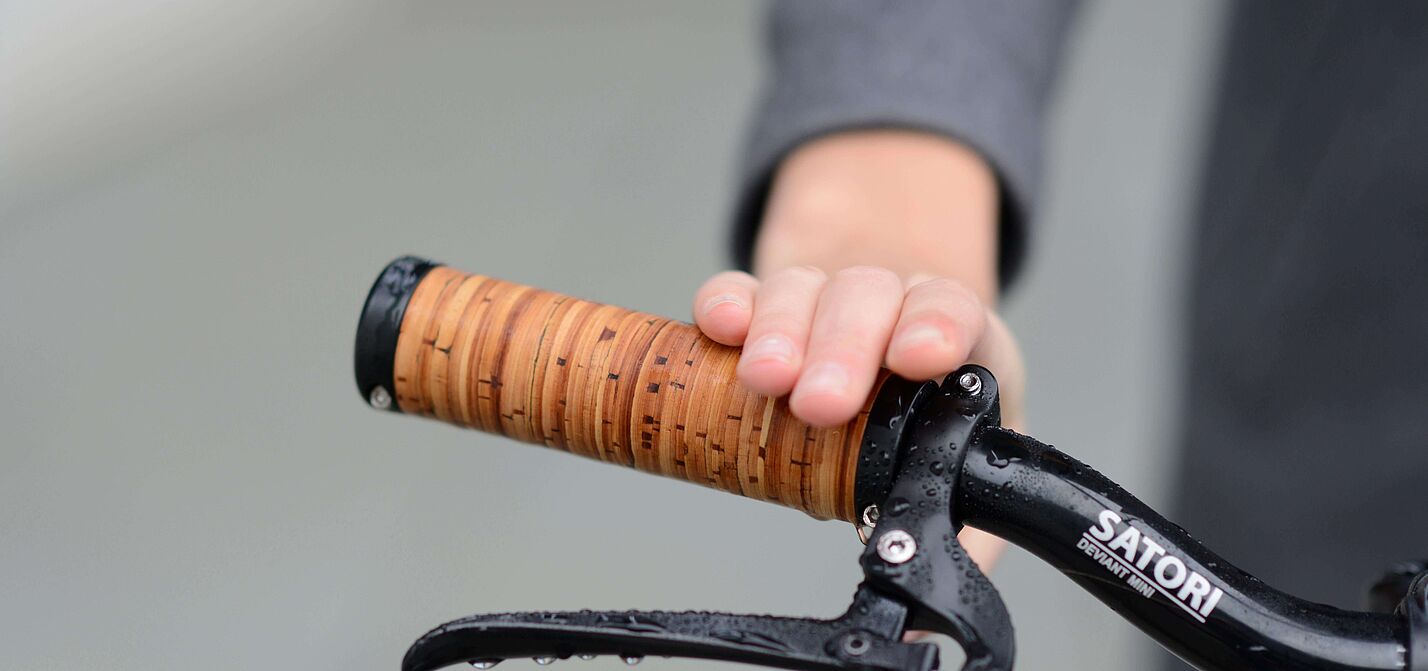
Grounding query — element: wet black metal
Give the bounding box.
[401,586,935,671]
[956,426,1409,670]
[853,376,937,524]
[391,361,1428,671]
[858,367,1014,671]
[400,368,1012,671]
[354,256,437,412]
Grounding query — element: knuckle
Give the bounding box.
[777,264,829,285]
[833,265,900,288]
[909,275,961,294]
[911,276,979,305]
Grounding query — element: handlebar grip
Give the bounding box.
[355,257,903,521]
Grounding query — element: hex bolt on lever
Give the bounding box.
[402,367,1012,671]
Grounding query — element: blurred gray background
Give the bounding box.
[0,1,1226,669]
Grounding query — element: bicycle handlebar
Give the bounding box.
[957,429,1412,670]
[355,257,1427,671]
[354,257,917,521]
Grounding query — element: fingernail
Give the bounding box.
[744,334,796,364]
[800,363,849,395]
[893,324,947,351]
[703,294,745,315]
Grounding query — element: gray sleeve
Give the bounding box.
[731,0,1080,287]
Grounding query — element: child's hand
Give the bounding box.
[704,129,1025,570]
[692,266,1024,432]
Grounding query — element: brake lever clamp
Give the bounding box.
[402,366,1013,671]
[857,367,1014,670]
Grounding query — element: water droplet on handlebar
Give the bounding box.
[622,656,644,666]
[578,655,596,661]
[887,498,911,516]
[534,657,557,665]
[929,460,945,475]
[470,660,501,669]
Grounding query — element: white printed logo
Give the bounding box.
[1076,509,1224,622]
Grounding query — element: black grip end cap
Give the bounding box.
[354,256,440,413]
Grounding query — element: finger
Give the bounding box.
[692,271,759,346]
[959,527,1007,571]
[736,265,827,396]
[885,277,987,381]
[789,266,904,427]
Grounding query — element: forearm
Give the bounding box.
[750,130,1001,306]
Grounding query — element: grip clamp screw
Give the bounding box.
[369,386,393,410]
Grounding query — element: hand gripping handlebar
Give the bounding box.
[355,257,1428,671]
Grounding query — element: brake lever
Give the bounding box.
[402,587,932,671]
[403,366,1013,671]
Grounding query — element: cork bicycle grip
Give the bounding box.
[354,257,920,522]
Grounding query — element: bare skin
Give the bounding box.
[693,129,1025,569]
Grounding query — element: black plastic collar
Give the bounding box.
[354,256,439,412]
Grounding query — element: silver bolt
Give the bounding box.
[861,505,880,528]
[841,633,870,657]
[875,529,917,564]
[957,372,982,395]
[369,386,393,410]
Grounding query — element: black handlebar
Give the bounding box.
[378,362,1427,671]
[960,427,1414,670]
